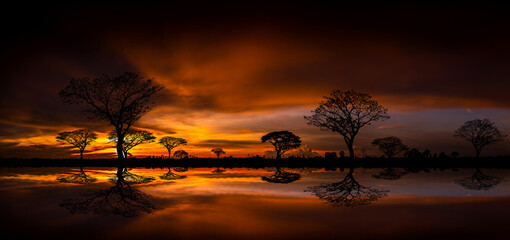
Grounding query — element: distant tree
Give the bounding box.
[108,129,156,158]
[59,72,163,162]
[422,149,431,158]
[404,148,422,158]
[211,148,226,158]
[451,151,460,158]
[304,90,389,159]
[454,119,505,158]
[371,136,408,158]
[325,152,338,158]
[174,150,188,159]
[56,129,98,160]
[261,130,302,159]
[159,137,187,159]
[438,152,449,159]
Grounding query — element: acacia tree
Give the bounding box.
[211,148,226,158]
[304,90,389,159]
[261,130,302,159]
[454,118,505,158]
[159,137,187,159]
[371,136,408,158]
[59,72,163,162]
[108,129,156,158]
[174,150,189,159]
[56,129,98,160]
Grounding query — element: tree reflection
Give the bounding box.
[262,167,301,183]
[108,168,155,184]
[173,167,189,172]
[372,168,408,180]
[57,167,97,184]
[455,168,502,191]
[306,168,388,207]
[160,167,186,180]
[212,167,226,174]
[59,166,157,217]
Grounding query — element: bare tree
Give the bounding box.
[59,72,163,162]
[304,90,389,159]
[261,130,302,159]
[108,129,156,158]
[159,136,187,159]
[305,168,388,207]
[371,136,408,158]
[211,148,226,158]
[454,119,505,158]
[56,129,98,160]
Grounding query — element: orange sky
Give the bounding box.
[1,3,510,158]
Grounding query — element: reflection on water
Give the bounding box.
[159,167,187,180]
[57,169,97,184]
[306,168,388,207]
[1,167,510,239]
[261,167,301,183]
[60,167,157,217]
[455,168,502,191]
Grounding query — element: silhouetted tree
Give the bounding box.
[174,150,188,159]
[404,148,422,158]
[304,90,389,159]
[59,72,163,162]
[261,167,301,183]
[455,168,502,191]
[306,168,389,207]
[422,149,431,158]
[371,136,408,158]
[451,151,460,158]
[60,167,156,217]
[159,136,187,159]
[108,129,156,158]
[454,119,505,158]
[56,129,97,161]
[211,148,226,158]
[372,168,408,180]
[261,130,302,159]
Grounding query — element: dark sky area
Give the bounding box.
[1,3,510,158]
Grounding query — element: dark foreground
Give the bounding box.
[0,166,509,239]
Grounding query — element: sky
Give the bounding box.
[1,3,510,158]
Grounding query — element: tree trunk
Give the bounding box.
[347,143,355,159]
[276,151,281,159]
[116,130,125,163]
[80,150,84,160]
[168,149,171,159]
[476,149,481,158]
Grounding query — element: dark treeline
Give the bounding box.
[2,156,510,168]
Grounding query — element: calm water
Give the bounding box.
[0,167,509,239]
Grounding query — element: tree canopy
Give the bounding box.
[454,118,505,158]
[261,130,302,159]
[159,136,187,159]
[56,129,98,160]
[59,72,163,161]
[371,136,408,158]
[211,148,226,158]
[304,90,389,159]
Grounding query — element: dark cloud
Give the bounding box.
[194,139,261,148]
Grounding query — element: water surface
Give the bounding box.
[0,167,509,239]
